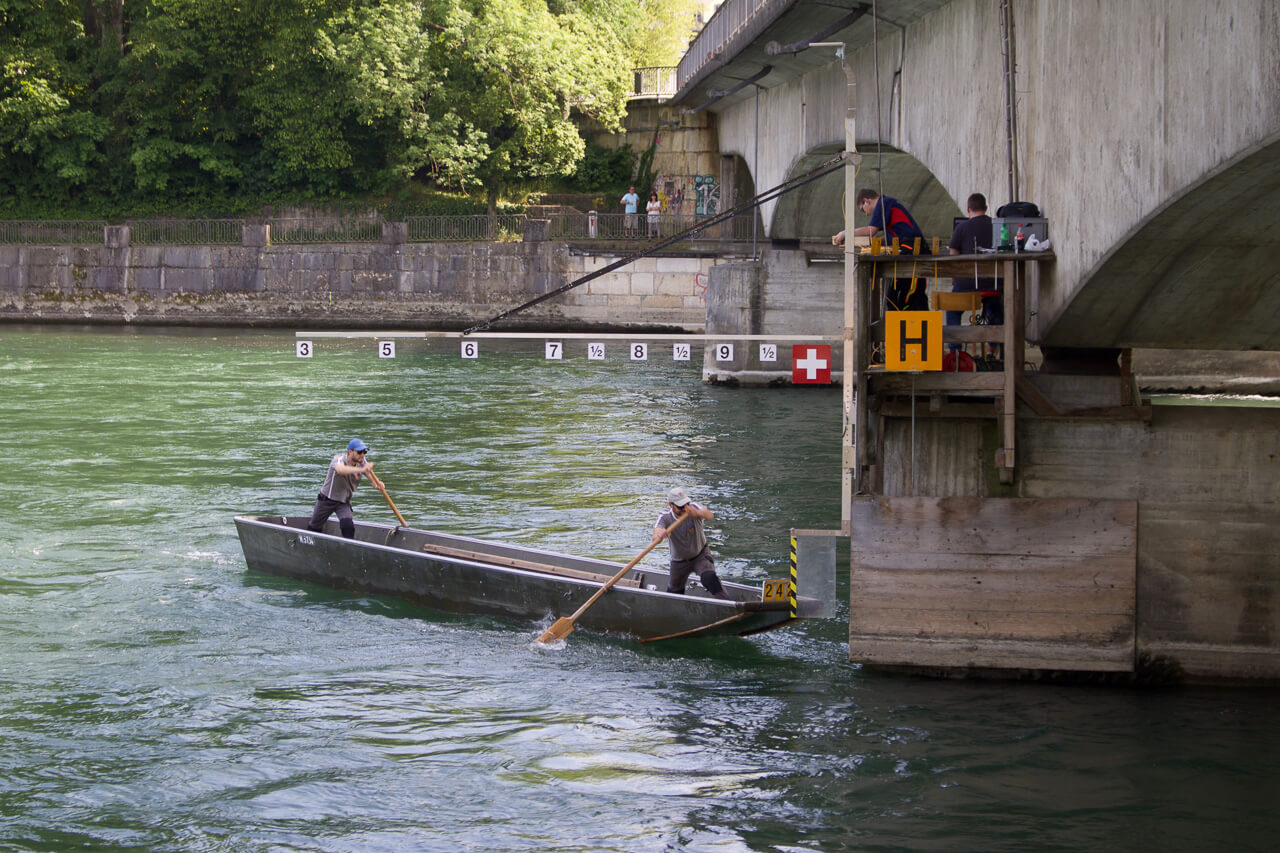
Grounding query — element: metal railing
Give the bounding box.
[677,0,785,91]
[0,220,107,245]
[544,212,758,242]
[406,214,526,242]
[130,218,244,245]
[267,218,382,244]
[630,66,678,100]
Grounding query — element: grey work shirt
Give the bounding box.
[319,453,363,503]
[655,504,708,561]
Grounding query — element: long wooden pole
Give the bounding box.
[535,513,692,644]
[366,470,407,527]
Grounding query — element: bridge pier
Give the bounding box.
[701,247,844,385]
[843,252,1280,684]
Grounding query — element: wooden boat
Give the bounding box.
[234,515,822,641]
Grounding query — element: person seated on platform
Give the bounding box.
[651,486,730,600]
[833,188,929,311]
[947,193,1001,331]
[306,438,374,539]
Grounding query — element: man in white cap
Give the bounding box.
[651,486,730,599]
[306,438,374,539]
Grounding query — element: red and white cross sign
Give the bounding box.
[791,345,832,384]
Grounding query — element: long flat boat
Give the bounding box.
[234,515,822,641]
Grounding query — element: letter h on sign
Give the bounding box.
[885,311,943,371]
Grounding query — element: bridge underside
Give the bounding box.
[1043,135,1280,351]
[771,146,961,243]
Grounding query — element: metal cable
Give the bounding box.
[464,154,847,333]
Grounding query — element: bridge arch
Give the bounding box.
[1042,131,1280,351]
[768,144,962,244]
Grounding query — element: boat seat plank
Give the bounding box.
[420,543,641,588]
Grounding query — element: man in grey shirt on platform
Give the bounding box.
[306,438,374,539]
[652,486,729,599]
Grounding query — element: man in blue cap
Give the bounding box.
[306,439,374,539]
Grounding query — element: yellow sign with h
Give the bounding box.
[886,311,943,371]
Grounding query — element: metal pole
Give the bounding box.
[753,83,760,259]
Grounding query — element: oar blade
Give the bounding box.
[536,617,576,644]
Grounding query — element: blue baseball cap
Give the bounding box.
[347,438,368,452]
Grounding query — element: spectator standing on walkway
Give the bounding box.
[646,192,661,237]
[621,185,640,237]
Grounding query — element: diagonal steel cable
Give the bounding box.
[463,154,847,334]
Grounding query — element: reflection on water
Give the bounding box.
[1,326,1277,852]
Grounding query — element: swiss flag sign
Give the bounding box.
[791,345,832,384]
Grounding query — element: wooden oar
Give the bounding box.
[365,470,407,527]
[536,512,691,644]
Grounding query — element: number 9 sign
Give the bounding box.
[715,343,734,362]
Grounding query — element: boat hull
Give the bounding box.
[234,516,817,641]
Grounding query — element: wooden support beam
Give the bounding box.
[871,371,1006,393]
[1016,374,1063,416]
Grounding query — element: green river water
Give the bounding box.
[2,326,1277,852]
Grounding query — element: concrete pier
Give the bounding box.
[844,251,1280,683]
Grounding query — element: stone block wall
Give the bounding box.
[0,240,713,331]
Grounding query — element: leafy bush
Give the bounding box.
[567,141,636,195]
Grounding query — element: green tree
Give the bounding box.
[422,0,630,215]
[0,0,106,201]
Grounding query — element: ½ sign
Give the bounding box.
[792,345,831,384]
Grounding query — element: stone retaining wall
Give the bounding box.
[0,242,717,330]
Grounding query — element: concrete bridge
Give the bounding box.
[675,0,1280,351]
[669,0,1280,683]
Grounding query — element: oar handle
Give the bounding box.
[566,512,692,621]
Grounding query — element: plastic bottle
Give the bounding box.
[1015,224,1024,253]
[999,223,1010,252]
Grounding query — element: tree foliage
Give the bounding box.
[0,0,694,214]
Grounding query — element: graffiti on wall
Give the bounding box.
[651,174,719,217]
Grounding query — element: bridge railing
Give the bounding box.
[406,214,526,242]
[677,0,785,92]
[130,218,244,245]
[630,67,677,100]
[0,220,108,245]
[544,212,758,242]
[266,218,382,244]
[0,213,762,246]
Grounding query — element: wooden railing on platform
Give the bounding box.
[849,250,1053,490]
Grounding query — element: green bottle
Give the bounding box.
[999,223,1010,251]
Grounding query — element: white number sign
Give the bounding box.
[630,343,648,361]
[588,343,606,361]
[461,340,478,359]
[378,341,395,359]
[545,341,563,360]
[673,343,691,361]
[759,344,777,362]
[715,343,735,362]
[296,340,313,358]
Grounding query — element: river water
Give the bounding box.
[2,326,1276,852]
